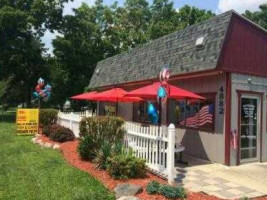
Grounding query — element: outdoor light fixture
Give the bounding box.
[96,69,99,75]
[248,77,252,83]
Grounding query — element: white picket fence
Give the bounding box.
[123,122,175,183]
[57,111,93,137]
[57,111,176,184]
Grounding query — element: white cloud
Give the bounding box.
[63,0,96,15]
[218,0,267,14]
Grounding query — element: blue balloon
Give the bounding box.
[147,103,159,124]
[157,86,167,98]
[32,92,39,98]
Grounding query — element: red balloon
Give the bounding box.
[35,85,41,93]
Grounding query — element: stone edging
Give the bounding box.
[31,134,60,150]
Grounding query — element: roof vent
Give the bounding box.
[195,36,205,49]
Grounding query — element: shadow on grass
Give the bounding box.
[0,111,16,123]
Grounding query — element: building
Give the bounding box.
[89,10,267,166]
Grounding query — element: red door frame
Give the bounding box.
[236,90,263,165]
[225,73,231,165]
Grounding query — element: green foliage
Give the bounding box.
[39,109,58,126]
[146,181,186,199]
[79,116,125,145]
[159,185,186,199]
[93,140,113,169]
[42,125,52,137]
[244,4,267,29]
[48,124,75,142]
[0,0,69,106]
[146,181,160,194]
[240,197,250,200]
[78,135,96,161]
[106,151,146,179]
[78,116,125,163]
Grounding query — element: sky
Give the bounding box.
[42,0,267,54]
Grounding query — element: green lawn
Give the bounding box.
[0,111,114,200]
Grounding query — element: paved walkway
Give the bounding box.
[175,155,267,199]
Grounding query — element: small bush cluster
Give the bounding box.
[39,109,58,126]
[43,124,75,142]
[49,125,75,142]
[78,116,147,179]
[106,150,146,179]
[146,181,186,199]
[78,116,125,161]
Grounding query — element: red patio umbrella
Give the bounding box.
[92,88,143,102]
[71,91,98,100]
[126,82,205,100]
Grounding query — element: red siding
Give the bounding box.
[218,14,267,76]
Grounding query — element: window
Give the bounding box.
[133,101,159,123]
[175,94,215,131]
[99,102,117,116]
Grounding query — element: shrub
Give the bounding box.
[146,181,160,194]
[93,141,113,169]
[78,116,125,161]
[42,125,52,137]
[79,116,125,147]
[159,185,186,199]
[93,141,124,169]
[107,151,146,179]
[48,124,75,142]
[77,135,96,161]
[40,109,58,126]
[2,104,9,111]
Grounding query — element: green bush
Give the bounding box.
[159,185,186,199]
[48,124,75,142]
[42,125,52,137]
[93,141,113,169]
[146,181,160,194]
[2,104,9,111]
[78,116,125,162]
[107,151,146,179]
[40,109,58,126]
[79,116,125,146]
[77,135,96,161]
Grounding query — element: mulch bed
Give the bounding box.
[38,134,262,200]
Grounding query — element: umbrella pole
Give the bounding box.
[159,98,162,126]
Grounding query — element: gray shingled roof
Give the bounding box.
[89,10,233,88]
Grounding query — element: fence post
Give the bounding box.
[167,123,175,185]
[70,112,73,131]
[85,110,89,117]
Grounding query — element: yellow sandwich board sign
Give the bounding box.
[16,109,39,135]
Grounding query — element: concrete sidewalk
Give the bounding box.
[175,155,267,199]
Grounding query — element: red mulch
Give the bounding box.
[37,134,266,200]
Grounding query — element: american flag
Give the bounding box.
[179,104,214,128]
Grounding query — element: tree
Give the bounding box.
[244,4,267,30]
[148,0,177,39]
[175,5,215,30]
[51,3,102,106]
[0,0,69,106]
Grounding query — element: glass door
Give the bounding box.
[240,95,260,163]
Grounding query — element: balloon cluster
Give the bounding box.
[147,103,159,125]
[147,67,171,124]
[32,78,52,102]
[157,67,170,105]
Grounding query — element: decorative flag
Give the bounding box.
[179,104,214,128]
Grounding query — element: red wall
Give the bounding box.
[218,14,267,76]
